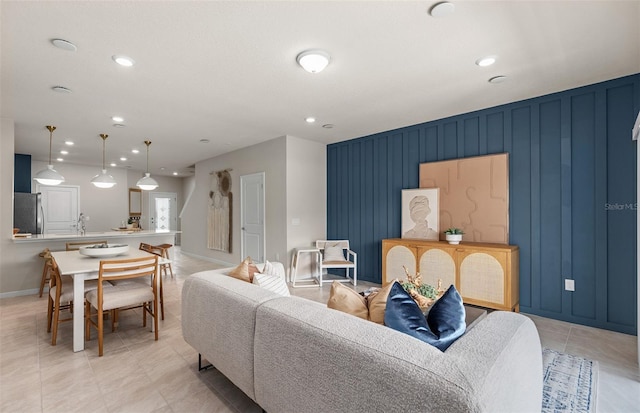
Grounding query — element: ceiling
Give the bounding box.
[2,1,638,177]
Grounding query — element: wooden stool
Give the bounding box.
[155,244,174,279]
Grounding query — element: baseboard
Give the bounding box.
[179,251,235,268]
[0,288,40,299]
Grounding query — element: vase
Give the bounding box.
[445,234,463,244]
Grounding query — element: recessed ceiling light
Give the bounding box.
[172,172,178,176]
[112,55,135,67]
[160,167,166,171]
[51,38,77,52]
[56,158,64,162]
[131,149,140,154]
[305,117,316,123]
[60,150,68,155]
[200,139,210,143]
[110,162,117,167]
[296,50,331,73]
[322,124,334,129]
[64,141,74,146]
[120,157,127,161]
[113,124,126,128]
[112,116,124,122]
[489,75,508,84]
[51,86,72,93]
[476,56,497,67]
[429,2,455,18]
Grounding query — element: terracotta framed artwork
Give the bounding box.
[419,153,509,244]
[401,188,440,240]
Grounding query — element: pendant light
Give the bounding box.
[136,140,158,190]
[91,134,116,188]
[34,125,65,186]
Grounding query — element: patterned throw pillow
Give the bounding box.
[384,282,466,351]
[229,256,259,283]
[253,270,290,296]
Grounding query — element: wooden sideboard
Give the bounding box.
[382,239,519,312]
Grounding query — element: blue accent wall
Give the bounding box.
[14,154,31,193]
[327,74,639,334]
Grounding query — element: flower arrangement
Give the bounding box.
[400,266,443,310]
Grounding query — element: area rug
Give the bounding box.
[542,348,598,413]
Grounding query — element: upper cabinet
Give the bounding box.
[129,188,142,216]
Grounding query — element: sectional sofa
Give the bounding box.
[181,266,543,413]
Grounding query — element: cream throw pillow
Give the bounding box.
[327,281,368,320]
[323,243,346,262]
[366,280,396,324]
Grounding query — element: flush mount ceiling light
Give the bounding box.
[112,55,135,67]
[131,149,140,154]
[429,2,455,18]
[305,117,316,123]
[34,126,65,186]
[51,86,72,93]
[64,140,74,146]
[51,38,77,52]
[60,150,68,155]
[476,56,497,67]
[296,50,331,73]
[112,116,124,122]
[91,134,117,189]
[136,140,159,191]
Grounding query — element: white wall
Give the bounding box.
[180,135,327,270]
[286,135,327,274]
[181,136,287,266]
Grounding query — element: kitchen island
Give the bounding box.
[3,230,179,297]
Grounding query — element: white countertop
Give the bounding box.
[11,230,180,243]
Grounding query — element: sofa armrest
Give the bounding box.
[445,311,543,413]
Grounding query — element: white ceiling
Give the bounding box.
[2,1,639,177]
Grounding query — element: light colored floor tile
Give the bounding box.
[1,246,638,413]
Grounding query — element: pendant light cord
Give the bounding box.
[100,134,108,169]
[144,140,152,173]
[46,125,56,165]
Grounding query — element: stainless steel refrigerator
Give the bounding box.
[14,192,43,234]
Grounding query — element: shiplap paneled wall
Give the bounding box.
[327,74,638,334]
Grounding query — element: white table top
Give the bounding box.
[51,248,165,275]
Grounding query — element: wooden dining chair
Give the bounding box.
[46,257,101,345]
[38,248,52,297]
[66,240,108,251]
[85,255,159,356]
[139,243,166,319]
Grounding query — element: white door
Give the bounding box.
[241,173,265,262]
[149,192,177,232]
[39,185,79,234]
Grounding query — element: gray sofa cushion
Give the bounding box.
[254,296,482,413]
[446,311,543,412]
[181,271,280,400]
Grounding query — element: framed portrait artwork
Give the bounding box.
[401,188,439,240]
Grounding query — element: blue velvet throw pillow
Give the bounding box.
[384,282,466,351]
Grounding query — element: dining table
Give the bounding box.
[50,247,169,352]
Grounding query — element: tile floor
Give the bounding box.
[1,247,638,412]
